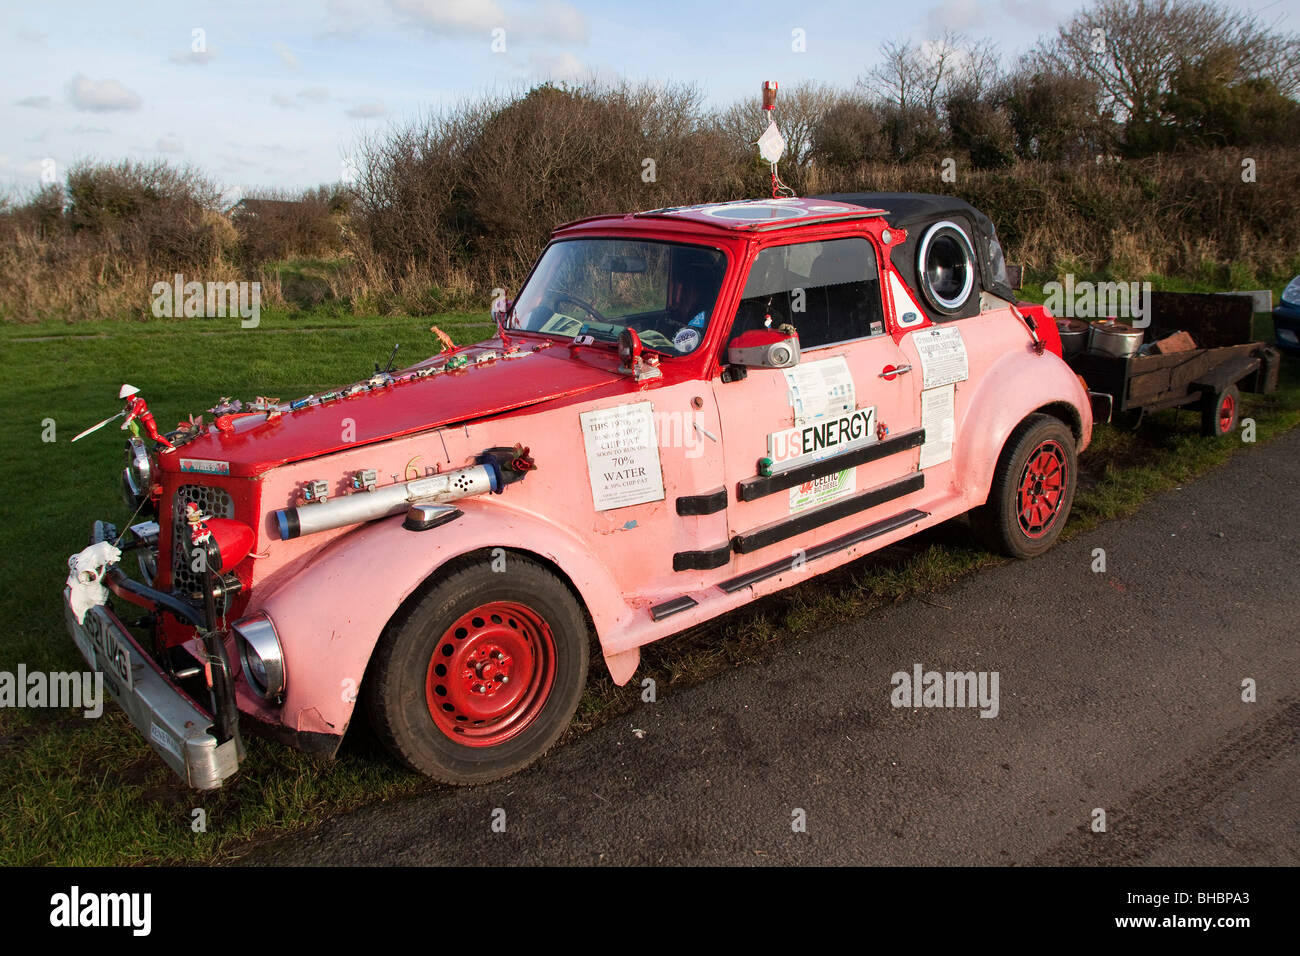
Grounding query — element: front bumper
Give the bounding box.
[63,588,243,790]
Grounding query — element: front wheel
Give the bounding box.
[970,414,1078,559]
[366,556,589,785]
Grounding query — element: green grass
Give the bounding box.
[1,300,1296,866]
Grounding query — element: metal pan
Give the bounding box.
[1088,320,1145,359]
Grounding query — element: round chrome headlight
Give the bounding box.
[233,612,285,701]
[121,437,152,509]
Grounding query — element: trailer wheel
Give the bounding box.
[970,414,1077,559]
[1200,383,1239,438]
[366,556,589,785]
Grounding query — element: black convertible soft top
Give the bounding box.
[816,192,989,230]
[813,192,1015,309]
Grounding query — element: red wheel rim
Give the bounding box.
[1016,440,1069,539]
[425,601,556,747]
[1218,393,1235,433]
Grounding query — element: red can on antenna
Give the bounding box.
[762,80,778,111]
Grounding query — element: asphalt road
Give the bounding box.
[240,429,1300,866]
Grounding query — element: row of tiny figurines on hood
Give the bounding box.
[165,338,553,450]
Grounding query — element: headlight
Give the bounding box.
[1283,276,1300,307]
[232,612,285,701]
[121,437,152,510]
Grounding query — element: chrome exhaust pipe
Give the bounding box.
[274,462,501,540]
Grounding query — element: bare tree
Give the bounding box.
[1035,0,1300,128]
[863,31,994,113]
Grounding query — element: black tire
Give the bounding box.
[970,413,1078,559]
[366,556,589,785]
[1200,383,1239,438]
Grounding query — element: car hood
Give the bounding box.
[162,341,625,476]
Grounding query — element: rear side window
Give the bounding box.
[728,237,885,350]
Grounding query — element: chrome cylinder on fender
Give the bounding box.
[274,462,500,540]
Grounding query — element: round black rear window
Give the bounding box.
[917,221,976,314]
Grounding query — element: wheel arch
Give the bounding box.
[248,500,636,748]
[953,350,1092,508]
[1032,400,1084,444]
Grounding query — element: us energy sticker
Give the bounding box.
[768,406,876,471]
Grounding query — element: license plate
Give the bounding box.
[79,607,134,692]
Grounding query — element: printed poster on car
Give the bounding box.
[580,402,665,511]
[919,384,956,469]
[782,355,855,427]
[912,326,969,389]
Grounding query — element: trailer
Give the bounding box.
[1061,292,1281,437]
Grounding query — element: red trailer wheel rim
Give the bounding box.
[425,601,556,747]
[1219,393,1236,433]
[1016,440,1069,539]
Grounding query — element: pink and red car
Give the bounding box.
[64,193,1093,788]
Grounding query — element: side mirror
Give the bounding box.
[727,328,800,369]
[1006,263,1023,291]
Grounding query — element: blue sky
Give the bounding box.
[3,0,1296,197]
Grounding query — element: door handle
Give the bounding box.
[879,364,912,380]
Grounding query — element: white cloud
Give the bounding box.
[521,1,587,44]
[16,95,52,109]
[298,86,330,103]
[389,0,505,35]
[170,47,218,65]
[528,49,587,83]
[925,0,983,34]
[271,93,302,110]
[345,102,387,118]
[274,41,300,68]
[67,74,142,112]
[67,125,111,136]
[156,137,183,153]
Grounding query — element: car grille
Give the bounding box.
[171,484,235,595]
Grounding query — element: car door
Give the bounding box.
[711,232,924,578]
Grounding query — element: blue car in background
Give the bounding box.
[1276,275,1300,354]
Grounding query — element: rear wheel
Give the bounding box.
[1200,383,1239,438]
[367,556,589,785]
[970,414,1078,559]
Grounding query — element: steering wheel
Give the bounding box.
[548,290,609,326]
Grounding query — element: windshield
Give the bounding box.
[508,238,727,355]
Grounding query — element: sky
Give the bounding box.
[3,0,1297,199]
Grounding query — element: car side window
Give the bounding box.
[728,237,885,350]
